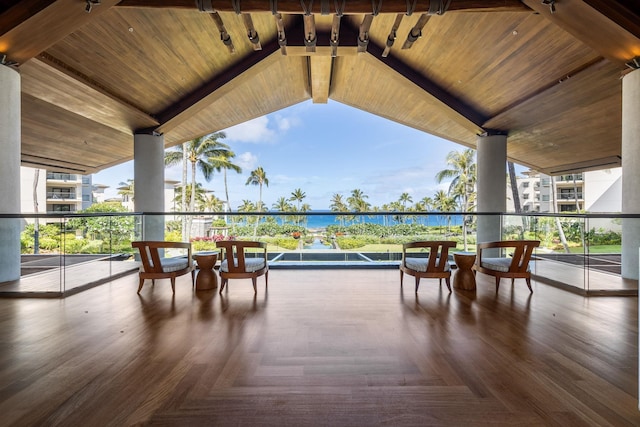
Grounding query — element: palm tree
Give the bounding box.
[397,192,413,223]
[416,196,434,226]
[436,149,477,250]
[272,197,292,225]
[117,179,134,201]
[173,183,207,210]
[330,193,349,226]
[245,167,269,236]
[433,190,455,234]
[199,194,224,213]
[33,169,40,254]
[288,188,306,226]
[347,189,371,223]
[165,132,233,238]
[208,136,242,213]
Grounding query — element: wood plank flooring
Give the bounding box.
[0,270,638,426]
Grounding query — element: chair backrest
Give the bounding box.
[216,240,267,273]
[131,241,192,273]
[402,241,457,272]
[477,240,540,273]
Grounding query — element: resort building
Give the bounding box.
[19,166,93,219]
[508,168,622,213]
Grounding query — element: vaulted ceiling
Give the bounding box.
[2,1,639,175]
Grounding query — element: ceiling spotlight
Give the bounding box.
[542,0,556,14]
[625,57,640,70]
[85,0,101,13]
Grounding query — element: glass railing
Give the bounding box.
[0,211,633,296]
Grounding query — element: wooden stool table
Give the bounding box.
[194,251,218,291]
[453,252,476,291]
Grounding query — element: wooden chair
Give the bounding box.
[216,240,268,294]
[400,241,457,293]
[131,241,195,294]
[474,240,540,293]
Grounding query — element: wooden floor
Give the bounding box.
[0,270,638,426]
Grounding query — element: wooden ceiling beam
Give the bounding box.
[309,56,333,103]
[367,35,488,131]
[154,37,281,134]
[0,0,121,65]
[522,0,640,68]
[117,0,531,13]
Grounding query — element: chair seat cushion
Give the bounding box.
[220,258,266,273]
[141,257,189,273]
[481,257,530,273]
[405,257,450,273]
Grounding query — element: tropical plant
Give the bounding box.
[117,178,135,201]
[330,193,349,226]
[435,149,476,249]
[199,193,225,212]
[246,167,269,236]
[272,196,292,225]
[208,138,242,212]
[347,189,371,222]
[67,202,135,247]
[173,183,207,210]
[165,132,234,238]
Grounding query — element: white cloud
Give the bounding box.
[223,113,300,143]
[237,152,258,170]
[224,116,275,143]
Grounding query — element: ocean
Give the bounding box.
[288,212,464,229]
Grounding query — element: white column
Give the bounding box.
[622,69,640,280]
[0,65,21,282]
[134,133,165,241]
[476,133,507,248]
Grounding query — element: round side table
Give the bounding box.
[453,252,476,291]
[194,251,218,291]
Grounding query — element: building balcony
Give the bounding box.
[46,173,80,183]
[47,192,78,201]
[558,193,584,200]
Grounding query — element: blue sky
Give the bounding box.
[94,101,501,210]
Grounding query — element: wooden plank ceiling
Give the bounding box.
[1,0,639,175]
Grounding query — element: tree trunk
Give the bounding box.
[551,175,570,253]
[224,169,231,214]
[508,162,522,213]
[33,169,40,254]
[189,161,196,239]
[508,161,525,238]
[181,144,188,241]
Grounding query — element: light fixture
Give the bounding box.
[625,56,640,70]
[85,0,101,13]
[542,0,556,14]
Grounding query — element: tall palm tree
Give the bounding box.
[165,132,232,238]
[117,179,134,201]
[288,188,306,226]
[433,190,455,234]
[173,183,207,210]
[289,188,306,210]
[330,193,349,226]
[436,149,477,249]
[272,197,292,225]
[347,189,370,223]
[397,192,413,223]
[208,136,242,212]
[245,167,269,236]
[199,194,224,213]
[416,196,434,226]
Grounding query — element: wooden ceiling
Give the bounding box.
[2,0,640,175]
